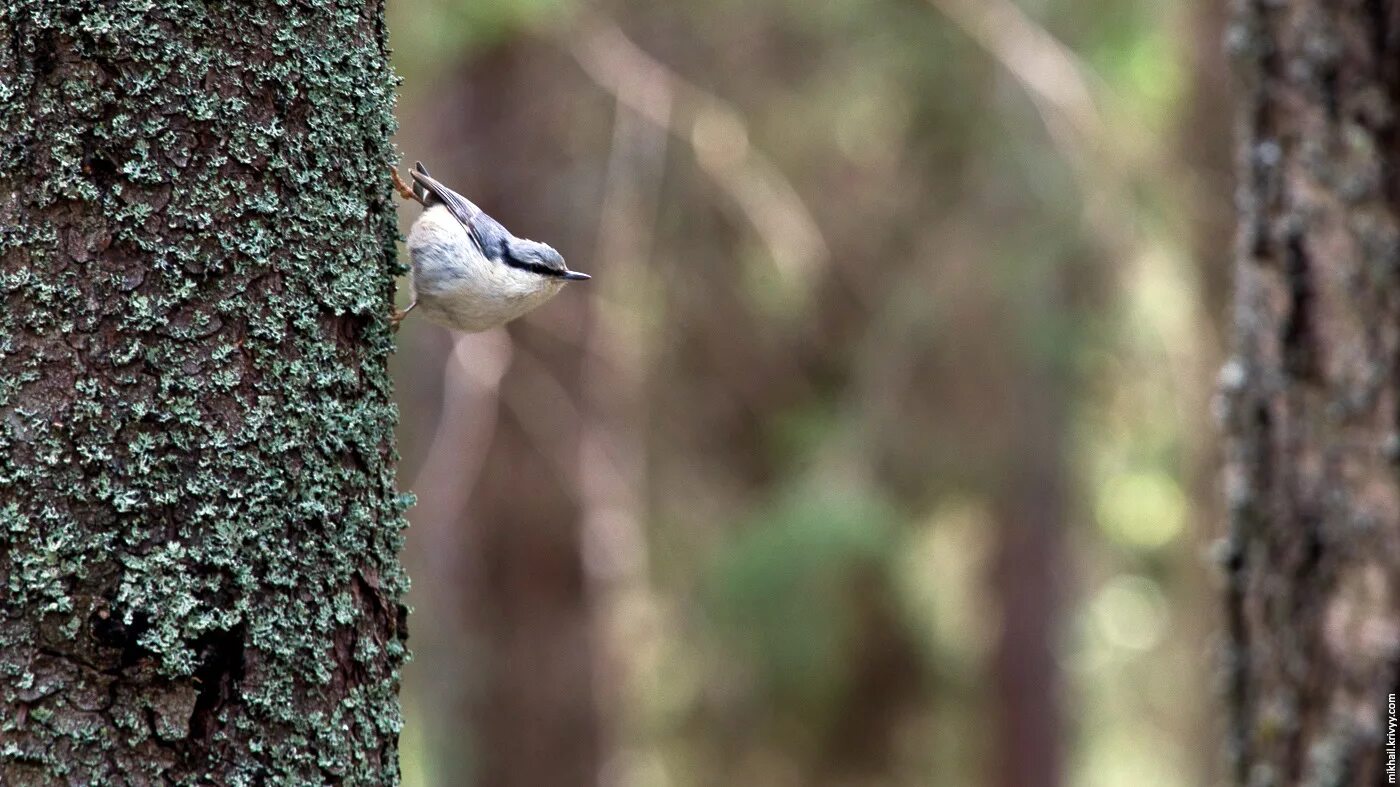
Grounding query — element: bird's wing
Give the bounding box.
[410,163,487,249]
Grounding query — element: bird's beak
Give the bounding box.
[560,270,592,281]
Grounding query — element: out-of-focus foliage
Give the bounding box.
[389,0,567,76]
[709,492,899,718]
[386,0,1223,785]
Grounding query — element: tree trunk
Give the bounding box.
[447,45,605,787]
[1223,2,1400,784]
[0,2,408,784]
[990,323,1067,787]
[1184,3,1235,784]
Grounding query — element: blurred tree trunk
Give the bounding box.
[441,44,607,787]
[1223,2,1400,784]
[467,396,601,787]
[0,2,408,784]
[1184,4,1234,785]
[990,338,1066,787]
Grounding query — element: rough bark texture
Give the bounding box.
[0,1,409,784]
[1222,1,1400,785]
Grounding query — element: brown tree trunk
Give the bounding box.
[1183,2,1236,784]
[438,43,607,787]
[990,349,1066,787]
[0,2,407,783]
[1222,1,1400,783]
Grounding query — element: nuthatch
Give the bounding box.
[389,161,589,332]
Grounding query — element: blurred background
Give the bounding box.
[385,1,1234,785]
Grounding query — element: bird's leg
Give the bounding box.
[389,300,417,331]
[388,163,420,203]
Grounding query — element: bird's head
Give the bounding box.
[505,238,590,281]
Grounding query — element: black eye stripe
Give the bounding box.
[503,257,568,278]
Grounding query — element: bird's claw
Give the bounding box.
[388,163,419,203]
[389,301,417,331]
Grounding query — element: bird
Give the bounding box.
[388,161,589,332]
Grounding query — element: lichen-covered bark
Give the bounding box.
[0,1,408,784]
[1222,2,1400,784]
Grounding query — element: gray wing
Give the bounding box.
[410,163,487,249]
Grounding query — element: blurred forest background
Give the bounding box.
[385,1,1234,785]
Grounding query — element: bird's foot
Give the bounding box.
[388,163,419,203]
[389,301,417,331]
